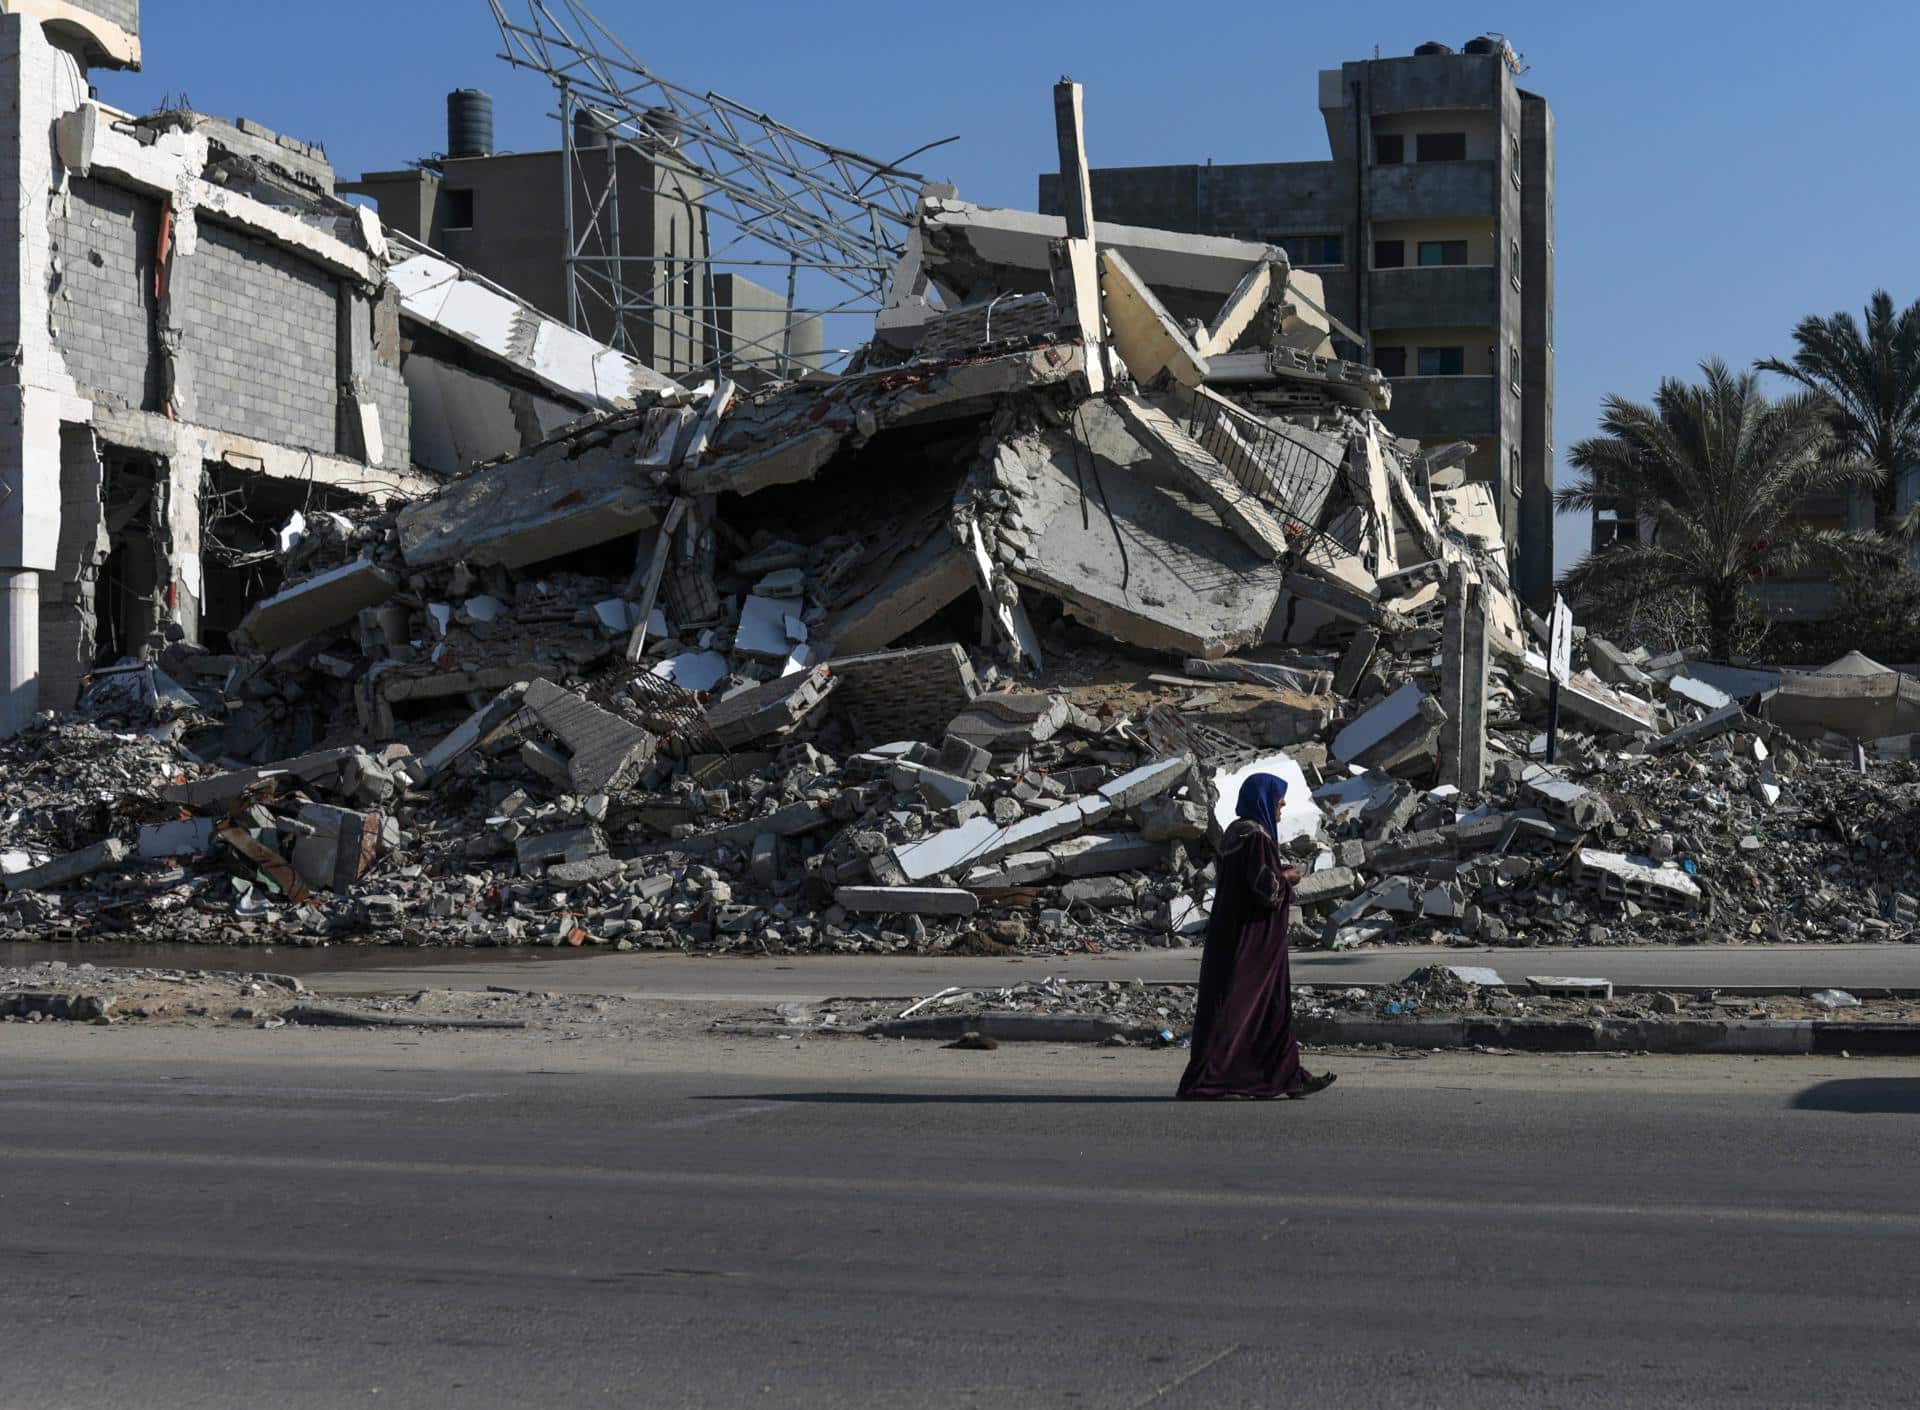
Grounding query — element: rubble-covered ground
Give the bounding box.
[820,968,1920,1035]
[8,93,1920,959]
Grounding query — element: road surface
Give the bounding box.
[2,1026,1916,1407]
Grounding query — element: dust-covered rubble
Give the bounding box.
[6,82,1920,963]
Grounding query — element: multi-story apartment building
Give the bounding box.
[1039,37,1555,607]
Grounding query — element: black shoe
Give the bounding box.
[1288,1072,1338,1100]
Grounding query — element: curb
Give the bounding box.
[818,1011,1920,1054]
[862,1013,1162,1044]
[1298,1015,1920,1055]
[283,1004,527,1031]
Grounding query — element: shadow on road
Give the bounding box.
[1792,1079,1920,1114]
[700,1092,1174,1106]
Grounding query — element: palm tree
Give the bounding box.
[1755,290,1920,526]
[1555,358,1888,661]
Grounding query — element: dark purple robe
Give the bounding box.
[1177,818,1308,1099]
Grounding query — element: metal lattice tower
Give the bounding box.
[487,0,952,377]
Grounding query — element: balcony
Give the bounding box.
[1369,264,1499,330]
[1379,375,1497,439]
[1368,160,1496,222]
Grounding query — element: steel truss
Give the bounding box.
[488,0,952,376]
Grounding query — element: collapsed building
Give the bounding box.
[0,4,676,739]
[4,53,1919,959]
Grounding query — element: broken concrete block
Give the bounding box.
[522,679,657,795]
[960,851,1057,889]
[516,825,609,878]
[893,816,1002,883]
[1331,681,1427,765]
[1185,657,1334,695]
[736,594,798,658]
[1096,754,1192,810]
[1291,866,1361,907]
[1586,636,1652,689]
[137,817,216,859]
[705,667,836,748]
[1573,849,1703,911]
[4,837,130,891]
[946,691,1071,752]
[829,644,979,744]
[834,886,979,917]
[912,768,975,809]
[1523,772,1615,830]
[397,437,669,570]
[1136,797,1208,843]
[1669,674,1732,711]
[1650,702,1746,753]
[237,560,399,653]
[1048,832,1166,878]
[1059,876,1135,907]
[418,684,531,778]
[680,801,829,855]
[1526,975,1614,1000]
[938,734,993,781]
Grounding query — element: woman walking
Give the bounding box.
[1177,773,1337,1101]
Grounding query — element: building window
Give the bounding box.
[1374,239,1405,269]
[1417,240,1469,267]
[1374,133,1404,165]
[443,188,475,230]
[1510,134,1522,187]
[1375,346,1407,378]
[1510,345,1521,389]
[1268,233,1343,266]
[1416,132,1467,162]
[1417,346,1465,376]
[1510,447,1521,488]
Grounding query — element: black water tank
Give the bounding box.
[447,89,494,159]
[1463,36,1498,55]
[573,105,614,150]
[1413,40,1454,56]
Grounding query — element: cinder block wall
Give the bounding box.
[52,175,161,409]
[179,219,339,454]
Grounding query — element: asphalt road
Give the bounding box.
[3,1030,1917,1407]
[11,940,1920,1001]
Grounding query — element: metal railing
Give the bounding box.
[1185,393,1346,555]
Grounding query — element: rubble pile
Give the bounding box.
[6,82,1920,958]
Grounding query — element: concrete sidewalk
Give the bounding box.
[295,943,1920,1002]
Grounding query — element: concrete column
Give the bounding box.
[1438,563,1489,790]
[0,568,40,737]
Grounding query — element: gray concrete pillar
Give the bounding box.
[1438,563,1489,791]
[0,568,41,737]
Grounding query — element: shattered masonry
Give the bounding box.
[4,59,1920,963]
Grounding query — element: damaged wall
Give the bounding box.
[178,220,341,453]
[51,173,160,410]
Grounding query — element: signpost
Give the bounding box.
[1546,595,1573,764]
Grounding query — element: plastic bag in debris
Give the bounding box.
[1809,989,1862,1009]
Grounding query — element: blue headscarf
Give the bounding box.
[1235,772,1289,840]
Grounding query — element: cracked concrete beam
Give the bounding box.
[1099,248,1210,389]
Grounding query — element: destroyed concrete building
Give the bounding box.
[0,3,682,736]
[4,55,1918,967]
[1039,36,1555,609]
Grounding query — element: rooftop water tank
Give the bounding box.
[1413,41,1454,56]
[446,89,493,160]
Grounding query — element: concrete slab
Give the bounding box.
[237,561,398,653]
[834,886,979,917]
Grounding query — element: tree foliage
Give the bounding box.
[1555,358,1888,661]
[1755,290,1920,525]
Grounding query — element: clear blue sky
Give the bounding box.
[99,0,1920,576]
